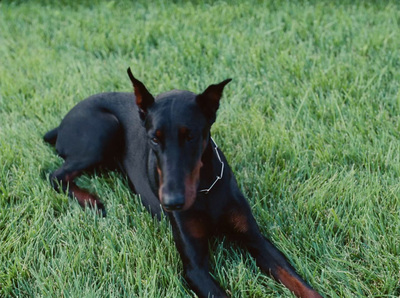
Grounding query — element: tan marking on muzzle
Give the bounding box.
[157,166,163,203]
[183,159,203,210]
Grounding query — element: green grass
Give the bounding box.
[1,0,400,296]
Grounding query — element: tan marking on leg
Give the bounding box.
[276,267,322,298]
[230,211,249,233]
[69,183,102,209]
[185,217,206,239]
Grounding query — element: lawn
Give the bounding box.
[1,0,400,296]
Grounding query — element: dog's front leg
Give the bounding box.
[169,212,227,298]
[224,200,322,298]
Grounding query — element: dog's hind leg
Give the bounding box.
[46,108,125,217]
[50,160,106,217]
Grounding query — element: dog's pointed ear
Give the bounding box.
[196,78,232,123]
[127,67,155,120]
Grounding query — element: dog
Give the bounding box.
[43,68,322,297]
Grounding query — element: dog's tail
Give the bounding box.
[43,127,58,145]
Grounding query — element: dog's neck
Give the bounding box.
[198,136,224,195]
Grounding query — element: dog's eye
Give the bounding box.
[150,137,159,145]
[186,133,194,142]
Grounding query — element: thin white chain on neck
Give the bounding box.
[198,137,224,194]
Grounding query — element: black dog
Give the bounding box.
[44,68,322,298]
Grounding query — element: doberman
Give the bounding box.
[43,68,322,298]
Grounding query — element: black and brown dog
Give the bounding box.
[44,68,322,297]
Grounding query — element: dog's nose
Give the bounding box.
[162,194,185,211]
[164,203,184,211]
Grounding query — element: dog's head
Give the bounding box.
[127,68,231,212]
